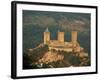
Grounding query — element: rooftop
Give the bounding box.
[45,28,49,32]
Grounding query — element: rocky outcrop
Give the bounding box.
[38,51,64,64]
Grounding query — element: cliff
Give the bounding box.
[38,51,64,64]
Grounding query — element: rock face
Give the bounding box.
[38,51,64,64]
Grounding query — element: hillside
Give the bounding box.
[23,44,90,69]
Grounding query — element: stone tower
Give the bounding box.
[58,31,64,43]
[44,28,50,44]
[72,31,77,46]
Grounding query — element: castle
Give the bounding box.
[44,28,84,53]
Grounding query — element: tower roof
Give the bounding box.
[45,28,49,32]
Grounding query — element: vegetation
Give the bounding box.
[23,44,48,69]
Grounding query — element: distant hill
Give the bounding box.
[23,10,90,32]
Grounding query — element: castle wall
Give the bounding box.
[49,47,73,52]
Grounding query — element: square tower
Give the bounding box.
[58,32,64,43]
[44,28,50,44]
[72,31,77,46]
